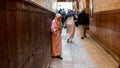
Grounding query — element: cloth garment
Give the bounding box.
[51,13,62,56]
[79,25,87,38]
[77,11,90,38]
[64,16,75,42]
[76,25,87,38]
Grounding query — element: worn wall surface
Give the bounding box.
[31,0,57,12]
[0,0,54,68]
[93,0,120,12]
[90,0,120,62]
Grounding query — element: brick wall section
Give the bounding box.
[0,1,54,68]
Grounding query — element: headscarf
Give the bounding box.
[54,13,62,28]
[51,13,62,32]
[55,13,62,22]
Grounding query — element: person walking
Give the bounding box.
[64,10,75,43]
[59,8,66,27]
[51,13,63,59]
[77,9,90,39]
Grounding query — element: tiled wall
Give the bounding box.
[0,1,54,68]
[90,0,120,64]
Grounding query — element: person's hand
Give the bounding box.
[53,29,57,36]
[60,30,62,33]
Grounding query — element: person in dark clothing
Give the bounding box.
[77,9,90,39]
[60,9,66,26]
[58,8,62,13]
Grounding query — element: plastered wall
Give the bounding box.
[93,0,120,12]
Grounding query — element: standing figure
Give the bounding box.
[77,9,90,39]
[51,13,63,59]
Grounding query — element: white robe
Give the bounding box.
[64,16,75,42]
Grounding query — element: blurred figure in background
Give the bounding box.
[58,8,66,27]
[64,10,75,43]
[77,9,90,39]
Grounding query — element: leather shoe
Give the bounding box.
[81,37,84,39]
[56,55,63,59]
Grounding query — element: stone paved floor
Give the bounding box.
[50,28,119,68]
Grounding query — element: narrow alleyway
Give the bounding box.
[50,28,119,68]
